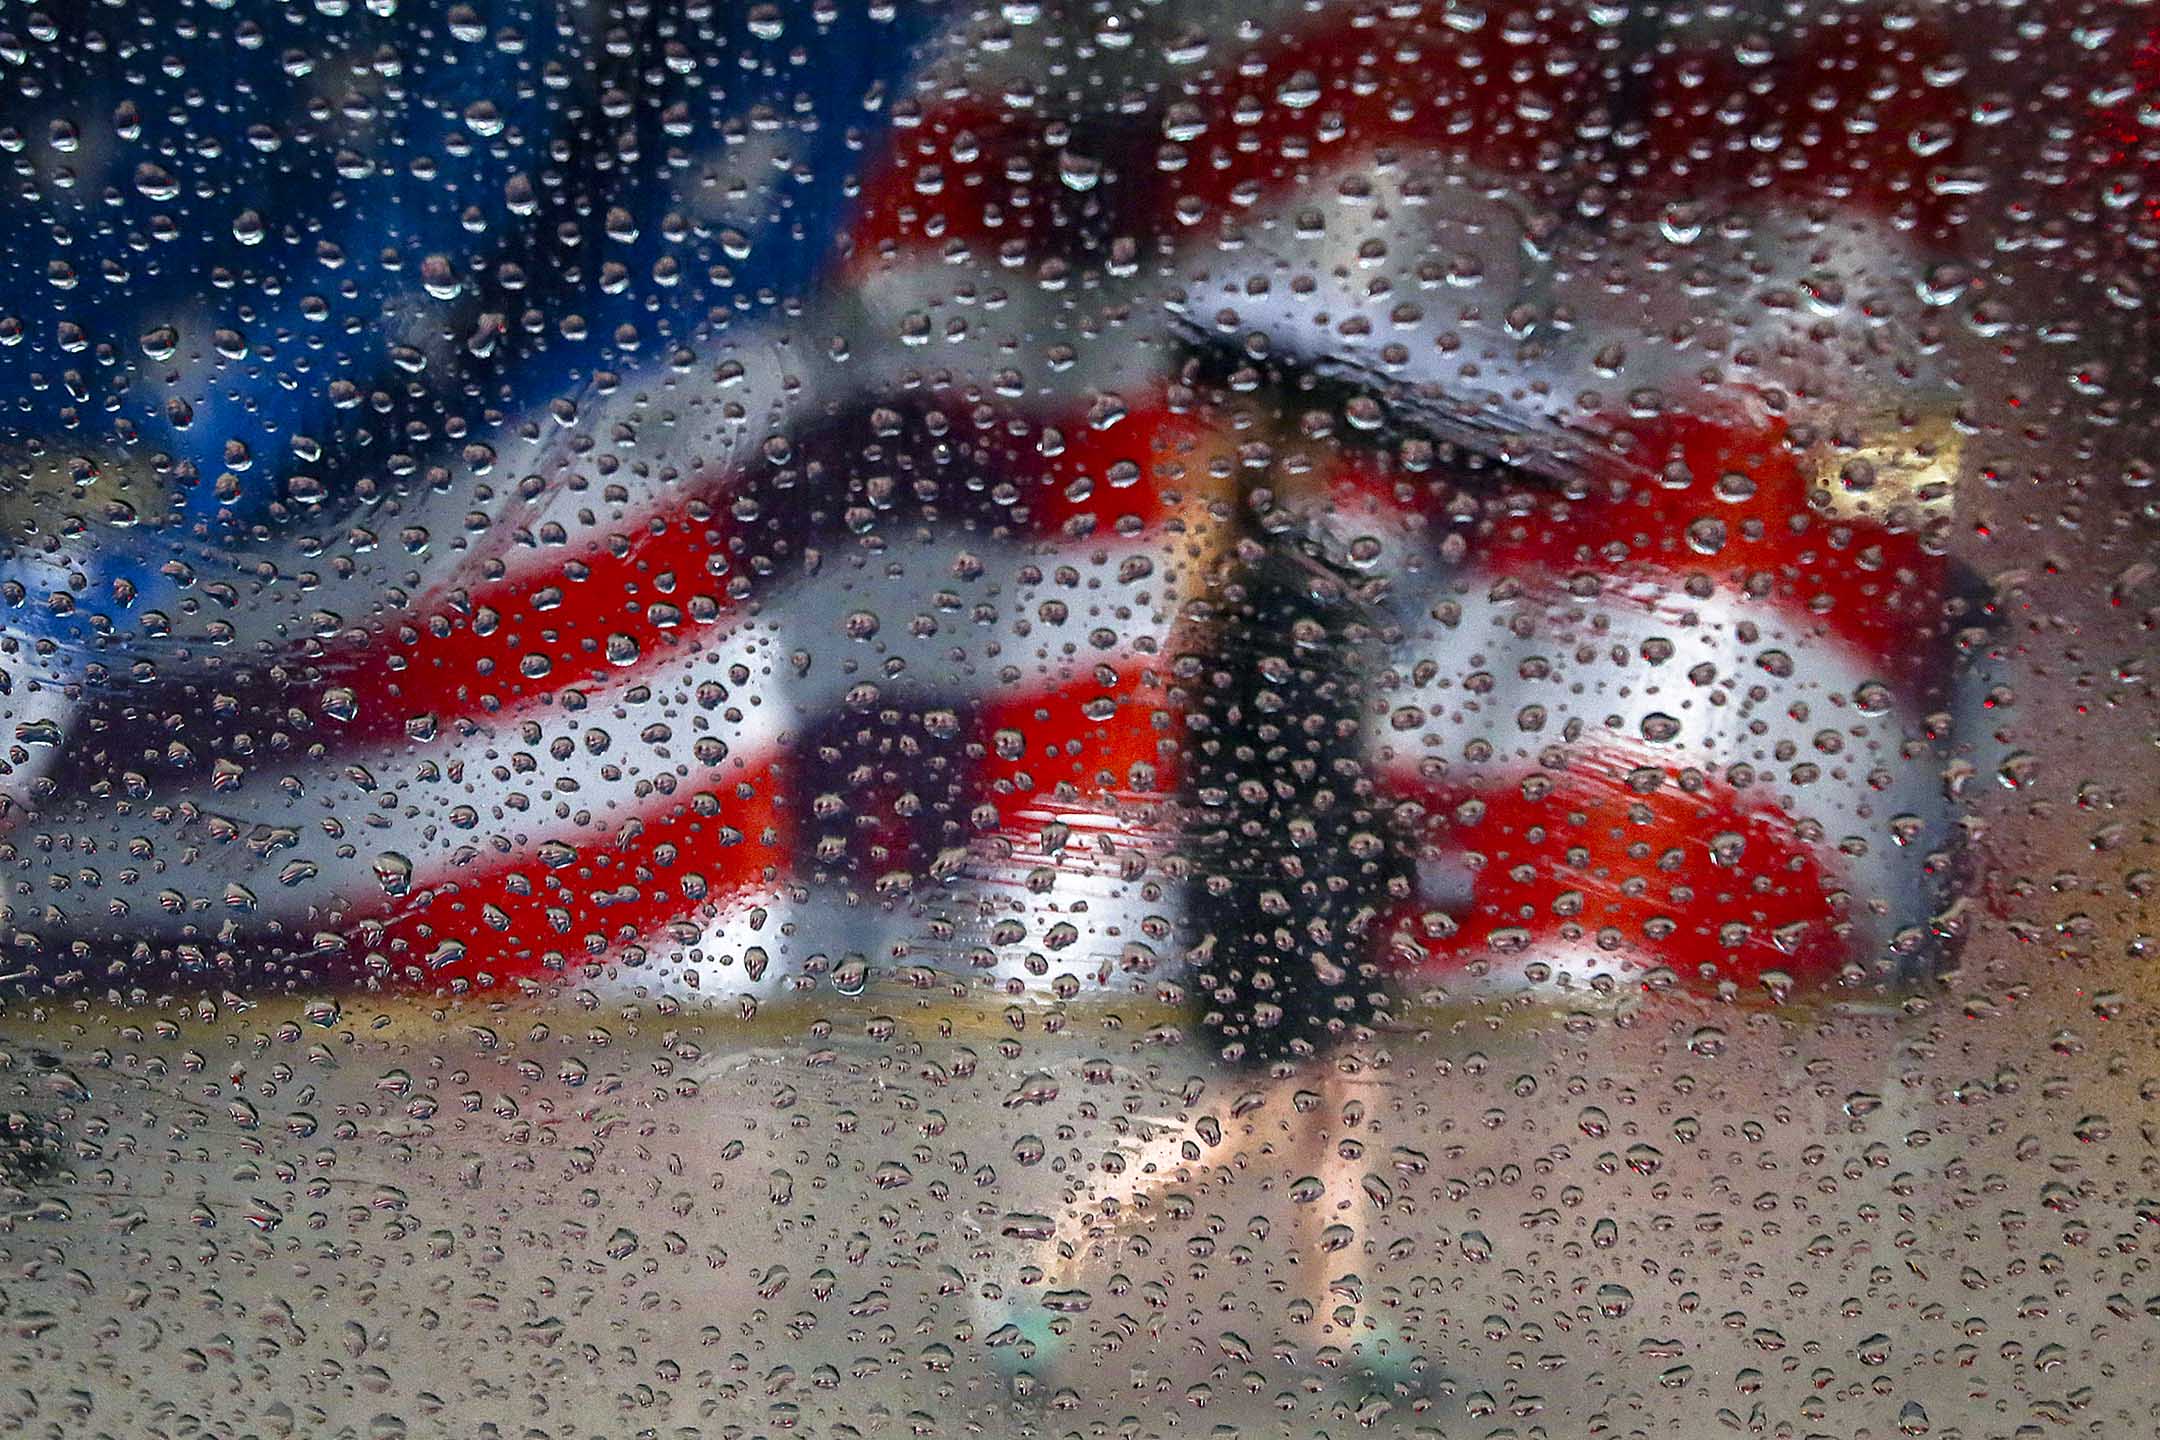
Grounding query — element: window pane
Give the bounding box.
[0,2,2151,1437]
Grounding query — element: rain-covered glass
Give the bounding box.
[0,1,2155,1436]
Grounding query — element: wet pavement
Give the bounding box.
[0,976,2147,1440]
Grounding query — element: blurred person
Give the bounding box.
[898,0,2023,1418]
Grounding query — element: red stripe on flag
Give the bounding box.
[1636,16,1971,235]
[313,493,744,745]
[1478,409,1953,684]
[1023,402,1211,540]
[974,659,1179,829]
[1382,753,1852,995]
[349,749,795,989]
[1137,7,1596,227]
